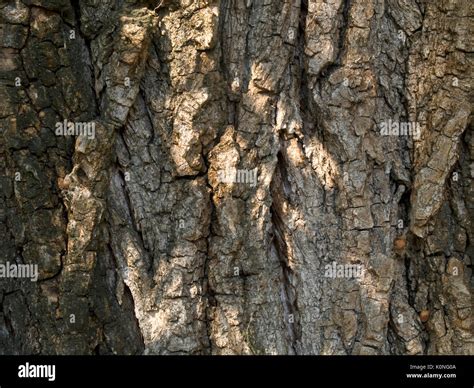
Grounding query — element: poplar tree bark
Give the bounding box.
[0,0,472,355]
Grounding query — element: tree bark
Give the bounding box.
[0,0,472,355]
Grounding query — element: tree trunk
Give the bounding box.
[0,0,472,355]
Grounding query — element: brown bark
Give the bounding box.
[0,0,472,355]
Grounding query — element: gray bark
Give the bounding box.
[0,0,472,355]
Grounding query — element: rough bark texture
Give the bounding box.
[0,0,472,355]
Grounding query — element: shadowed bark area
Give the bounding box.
[0,0,472,355]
